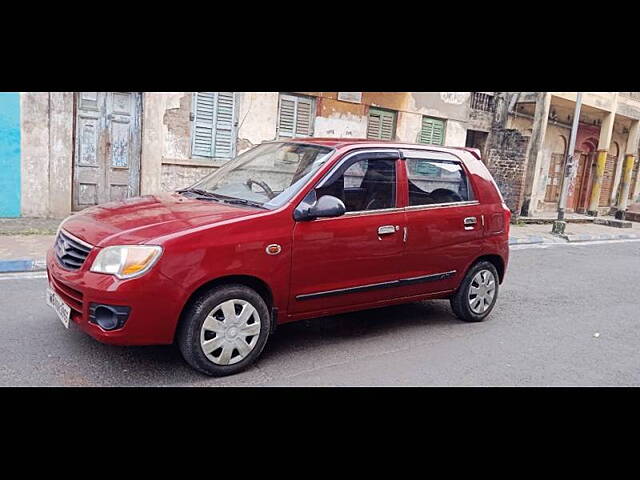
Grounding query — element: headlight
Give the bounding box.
[90,245,163,279]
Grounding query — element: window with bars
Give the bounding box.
[191,92,237,159]
[277,94,315,138]
[470,92,496,112]
[367,108,396,140]
[419,116,445,145]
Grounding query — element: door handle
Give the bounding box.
[464,217,477,230]
[378,225,398,236]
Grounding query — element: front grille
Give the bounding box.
[54,230,93,270]
[50,274,83,313]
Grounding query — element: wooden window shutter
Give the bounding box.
[278,94,314,138]
[214,92,236,158]
[420,117,445,145]
[367,108,396,140]
[192,92,237,158]
[192,92,216,157]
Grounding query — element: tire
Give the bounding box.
[450,261,499,323]
[177,284,271,377]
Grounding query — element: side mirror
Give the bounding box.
[294,194,346,221]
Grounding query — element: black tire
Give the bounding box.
[176,284,271,377]
[450,261,499,323]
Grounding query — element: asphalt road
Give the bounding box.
[2,240,640,386]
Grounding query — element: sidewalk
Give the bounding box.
[0,218,62,273]
[1,215,639,273]
[510,215,640,245]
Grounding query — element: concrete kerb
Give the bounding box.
[0,259,47,274]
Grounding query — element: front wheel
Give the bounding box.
[177,284,271,376]
[450,261,499,322]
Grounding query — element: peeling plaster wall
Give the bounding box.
[236,92,278,152]
[161,164,216,192]
[154,92,476,194]
[21,93,51,217]
[314,111,369,138]
[162,93,192,161]
[396,111,422,143]
[445,120,467,147]
[156,92,280,193]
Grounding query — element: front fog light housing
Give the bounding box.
[90,245,162,279]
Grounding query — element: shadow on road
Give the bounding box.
[84,299,461,386]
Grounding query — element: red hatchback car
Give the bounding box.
[46,139,510,376]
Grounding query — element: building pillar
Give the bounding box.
[614,120,640,219]
[140,93,166,195]
[587,98,618,216]
[521,92,551,216]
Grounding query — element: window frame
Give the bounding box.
[312,149,403,216]
[401,151,478,210]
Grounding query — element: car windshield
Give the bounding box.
[187,142,335,209]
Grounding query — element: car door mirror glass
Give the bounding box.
[294,193,346,221]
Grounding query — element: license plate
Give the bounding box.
[46,287,71,329]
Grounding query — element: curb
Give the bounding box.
[0,259,47,274]
[509,235,546,245]
[559,233,640,242]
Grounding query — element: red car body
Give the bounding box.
[46,139,510,346]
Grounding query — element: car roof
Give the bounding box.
[279,137,482,160]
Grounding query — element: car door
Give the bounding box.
[396,149,484,296]
[289,150,407,317]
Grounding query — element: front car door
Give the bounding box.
[396,148,485,296]
[289,150,406,317]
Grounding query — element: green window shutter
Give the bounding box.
[192,92,237,158]
[278,94,315,138]
[192,92,216,157]
[367,108,396,140]
[420,117,445,145]
[295,96,314,136]
[214,92,236,158]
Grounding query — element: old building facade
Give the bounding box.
[1,91,638,220]
[480,92,640,218]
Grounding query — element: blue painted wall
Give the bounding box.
[0,92,21,217]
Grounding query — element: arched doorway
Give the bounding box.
[570,138,597,212]
[599,141,619,207]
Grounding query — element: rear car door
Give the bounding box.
[289,150,407,317]
[396,149,484,296]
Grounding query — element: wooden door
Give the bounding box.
[73,92,141,210]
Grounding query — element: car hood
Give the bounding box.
[60,193,259,247]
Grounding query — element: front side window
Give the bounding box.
[316,158,396,212]
[189,142,334,209]
[406,158,472,206]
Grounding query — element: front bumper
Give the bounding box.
[46,247,187,346]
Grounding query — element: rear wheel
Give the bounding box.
[450,261,499,322]
[177,284,271,376]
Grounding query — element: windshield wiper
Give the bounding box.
[222,198,266,209]
[177,188,222,200]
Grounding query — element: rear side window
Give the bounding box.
[406,158,474,206]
